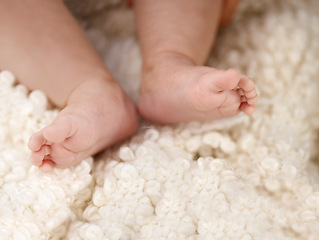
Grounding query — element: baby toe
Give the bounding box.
[43,117,77,144]
[201,68,241,92]
[39,160,55,173]
[238,75,255,92]
[243,89,257,99]
[31,151,44,166]
[247,95,258,106]
[240,102,255,115]
[28,132,46,151]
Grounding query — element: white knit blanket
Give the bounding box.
[1,0,319,239]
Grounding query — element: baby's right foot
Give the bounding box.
[138,53,258,124]
[28,78,139,172]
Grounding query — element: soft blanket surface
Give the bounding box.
[1,0,319,239]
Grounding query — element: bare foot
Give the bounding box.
[28,78,139,172]
[138,52,258,124]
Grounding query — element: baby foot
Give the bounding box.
[138,54,257,124]
[28,79,139,172]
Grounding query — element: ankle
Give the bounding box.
[142,50,196,73]
[66,74,118,106]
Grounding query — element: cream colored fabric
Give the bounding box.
[1,0,319,239]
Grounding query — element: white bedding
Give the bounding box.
[1,0,319,239]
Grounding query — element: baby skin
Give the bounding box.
[28,78,138,172]
[0,0,139,172]
[135,0,257,123]
[138,52,257,123]
[0,0,257,171]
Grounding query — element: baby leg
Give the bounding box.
[0,0,139,171]
[134,0,257,123]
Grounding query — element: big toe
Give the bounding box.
[28,132,46,151]
[43,116,77,144]
[201,68,241,92]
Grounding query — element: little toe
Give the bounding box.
[39,160,55,173]
[240,102,255,115]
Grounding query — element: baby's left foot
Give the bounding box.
[28,78,139,172]
[138,53,258,124]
